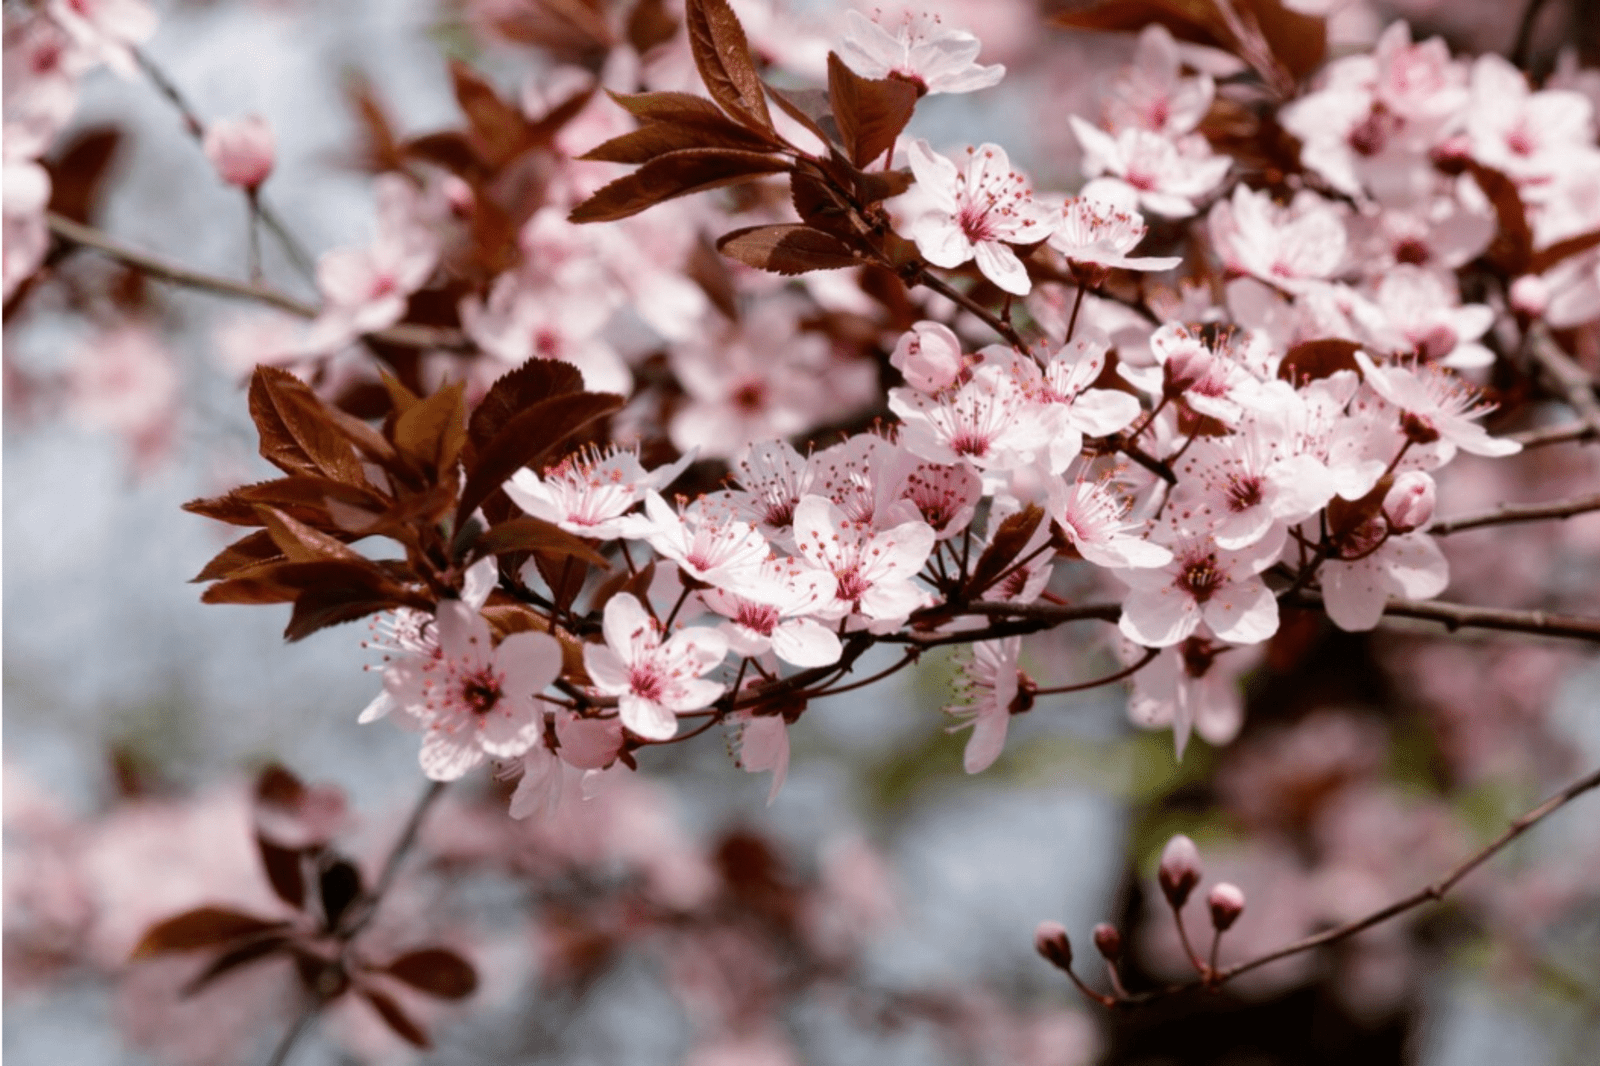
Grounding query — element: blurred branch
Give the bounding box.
[47,213,467,351]
[1524,324,1600,443]
[266,779,448,1066]
[132,47,318,280]
[1510,420,1599,448]
[1510,0,1556,68]
[908,265,1027,349]
[1215,763,1600,982]
[1430,492,1600,535]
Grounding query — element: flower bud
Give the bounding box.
[1509,274,1549,318]
[1158,834,1203,910]
[1033,920,1073,970]
[1207,882,1245,932]
[891,320,964,394]
[1092,922,1123,961]
[204,115,276,190]
[1382,471,1435,533]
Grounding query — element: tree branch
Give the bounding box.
[909,266,1029,349]
[1524,325,1600,443]
[1429,492,1600,536]
[1282,590,1600,642]
[1510,421,1598,449]
[47,213,466,351]
[1215,763,1600,982]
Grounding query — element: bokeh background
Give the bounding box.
[6,1,1600,1063]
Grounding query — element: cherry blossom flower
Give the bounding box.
[303,175,439,352]
[64,324,180,472]
[1353,351,1520,457]
[1170,413,1340,550]
[1208,185,1348,293]
[1121,322,1267,426]
[1047,193,1183,276]
[1029,335,1143,472]
[508,742,563,821]
[713,439,816,546]
[1103,25,1214,138]
[730,710,790,804]
[701,557,842,668]
[202,116,275,190]
[391,601,564,781]
[792,494,935,626]
[902,139,1053,295]
[877,450,982,541]
[638,492,772,590]
[503,445,691,540]
[46,0,155,78]
[1069,120,1230,218]
[460,271,631,394]
[1352,265,1495,368]
[1048,474,1171,569]
[1467,53,1595,184]
[946,637,1029,773]
[1114,528,1285,648]
[3,155,52,301]
[890,319,967,393]
[583,593,727,741]
[1124,636,1258,759]
[837,9,1004,96]
[1320,524,1449,632]
[890,348,1049,471]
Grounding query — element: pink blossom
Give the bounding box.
[1104,25,1215,138]
[1208,185,1347,292]
[1124,322,1268,426]
[890,319,966,393]
[890,348,1049,470]
[837,9,1004,96]
[1114,528,1285,648]
[1354,351,1520,457]
[877,449,982,541]
[1319,525,1449,631]
[639,491,772,589]
[1353,265,1495,368]
[503,445,691,540]
[46,0,155,78]
[202,115,275,190]
[1124,636,1260,758]
[701,556,842,668]
[1049,474,1172,569]
[792,494,935,625]
[903,139,1053,296]
[730,710,790,803]
[1069,121,1230,219]
[64,324,181,471]
[1467,53,1595,183]
[1029,335,1143,472]
[2,157,51,300]
[583,593,727,741]
[946,637,1027,773]
[1047,193,1183,275]
[459,269,631,394]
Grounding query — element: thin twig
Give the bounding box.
[1032,647,1159,696]
[133,47,318,280]
[264,999,321,1066]
[339,780,447,939]
[1510,0,1555,68]
[1216,764,1600,982]
[911,267,1028,349]
[47,213,466,351]
[1524,325,1600,443]
[1510,421,1597,448]
[1430,492,1600,536]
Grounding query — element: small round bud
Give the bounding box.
[1207,882,1245,932]
[1158,834,1203,910]
[203,115,276,190]
[1510,275,1549,318]
[891,320,964,394]
[1034,920,1073,971]
[1092,922,1123,961]
[1382,471,1436,533]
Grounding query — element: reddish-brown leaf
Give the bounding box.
[450,61,533,168]
[827,52,918,169]
[1530,227,1600,274]
[363,989,432,1049]
[45,127,121,224]
[1468,162,1533,274]
[256,764,308,808]
[965,505,1045,600]
[1239,0,1326,82]
[468,358,586,451]
[607,90,729,124]
[579,114,776,163]
[249,368,366,485]
[181,934,291,997]
[194,530,286,582]
[284,590,403,643]
[472,517,610,568]
[457,391,624,522]
[569,148,791,223]
[257,506,364,565]
[392,381,467,474]
[257,835,308,911]
[684,0,773,133]
[1278,338,1361,383]
[399,130,483,176]
[384,948,480,1000]
[717,224,864,274]
[131,908,288,959]
[765,85,838,147]
[790,164,856,237]
[627,0,680,54]
[346,75,405,173]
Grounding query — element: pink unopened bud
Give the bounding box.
[1092,922,1123,961]
[1158,834,1203,909]
[1382,471,1436,533]
[891,320,964,394]
[1207,882,1245,931]
[1034,920,1073,970]
[204,115,276,190]
[1509,275,1549,318]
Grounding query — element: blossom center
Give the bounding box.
[1177,553,1225,602]
[461,671,503,715]
[629,665,666,702]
